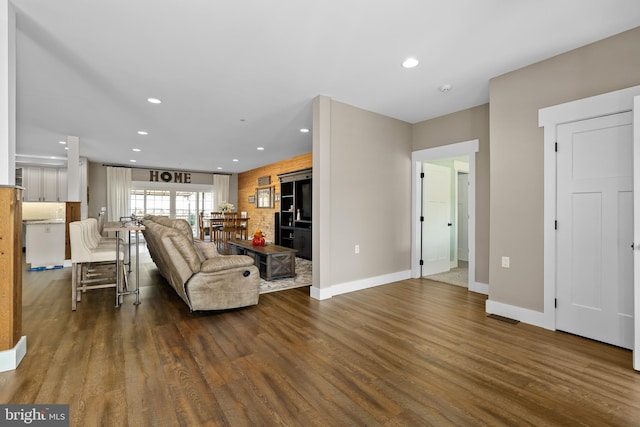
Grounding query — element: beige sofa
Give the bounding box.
[141,215,259,311]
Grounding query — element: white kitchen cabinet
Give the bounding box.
[42,167,59,201]
[23,167,43,201]
[22,166,66,202]
[57,168,68,202]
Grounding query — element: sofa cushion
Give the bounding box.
[194,240,219,262]
[200,255,255,273]
[168,233,201,273]
[170,218,194,242]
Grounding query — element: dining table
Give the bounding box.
[203,213,250,244]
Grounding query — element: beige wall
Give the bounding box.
[88,161,107,218]
[412,104,490,284]
[329,100,412,284]
[489,26,640,311]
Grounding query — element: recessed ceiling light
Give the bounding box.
[59,140,66,145]
[217,167,223,170]
[132,148,141,152]
[130,159,137,163]
[402,57,419,68]
[257,147,265,151]
[232,159,239,162]
[137,131,148,135]
[147,98,162,104]
[300,128,309,133]
[64,147,68,150]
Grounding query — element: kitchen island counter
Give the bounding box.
[24,221,65,268]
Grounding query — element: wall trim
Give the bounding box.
[332,270,412,296]
[0,336,26,373]
[486,300,552,330]
[310,285,332,300]
[310,270,412,300]
[470,281,489,295]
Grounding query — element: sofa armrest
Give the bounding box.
[200,255,256,273]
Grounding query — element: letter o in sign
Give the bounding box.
[160,172,172,182]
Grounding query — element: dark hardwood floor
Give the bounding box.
[2,254,640,426]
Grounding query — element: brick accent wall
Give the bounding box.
[237,153,312,242]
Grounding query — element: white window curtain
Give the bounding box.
[213,174,230,211]
[106,166,132,221]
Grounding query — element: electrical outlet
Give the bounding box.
[355,244,360,254]
[501,256,510,268]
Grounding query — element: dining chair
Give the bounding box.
[209,212,225,245]
[220,212,238,248]
[236,214,249,240]
[198,213,210,241]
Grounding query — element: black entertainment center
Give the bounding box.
[277,168,312,260]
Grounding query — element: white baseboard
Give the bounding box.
[310,285,332,300]
[486,299,554,330]
[310,270,412,300]
[469,281,489,295]
[0,336,27,373]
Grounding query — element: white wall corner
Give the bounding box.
[310,285,332,300]
[0,336,27,373]
[470,281,489,295]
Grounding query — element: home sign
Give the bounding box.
[149,170,192,183]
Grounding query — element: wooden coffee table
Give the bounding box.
[228,240,297,280]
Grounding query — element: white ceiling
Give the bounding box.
[12,0,640,173]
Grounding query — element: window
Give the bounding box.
[131,189,146,217]
[146,190,171,216]
[130,187,215,236]
[175,191,197,226]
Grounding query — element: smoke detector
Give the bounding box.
[438,84,453,93]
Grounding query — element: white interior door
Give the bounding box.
[422,162,451,276]
[556,111,633,349]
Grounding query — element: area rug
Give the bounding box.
[259,257,312,294]
[425,265,468,288]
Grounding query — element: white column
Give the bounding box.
[66,135,80,201]
[311,95,332,300]
[0,0,15,186]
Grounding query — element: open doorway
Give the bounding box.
[411,139,482,294]
[422,158,469,287]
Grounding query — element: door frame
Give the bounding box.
[539,84,640,369]
[455,166,470,265]
[411,139,481,293]
[454,161,470,267]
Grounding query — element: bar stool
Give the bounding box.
[69,220,126,310]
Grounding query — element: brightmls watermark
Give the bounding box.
[1,405,69,426]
